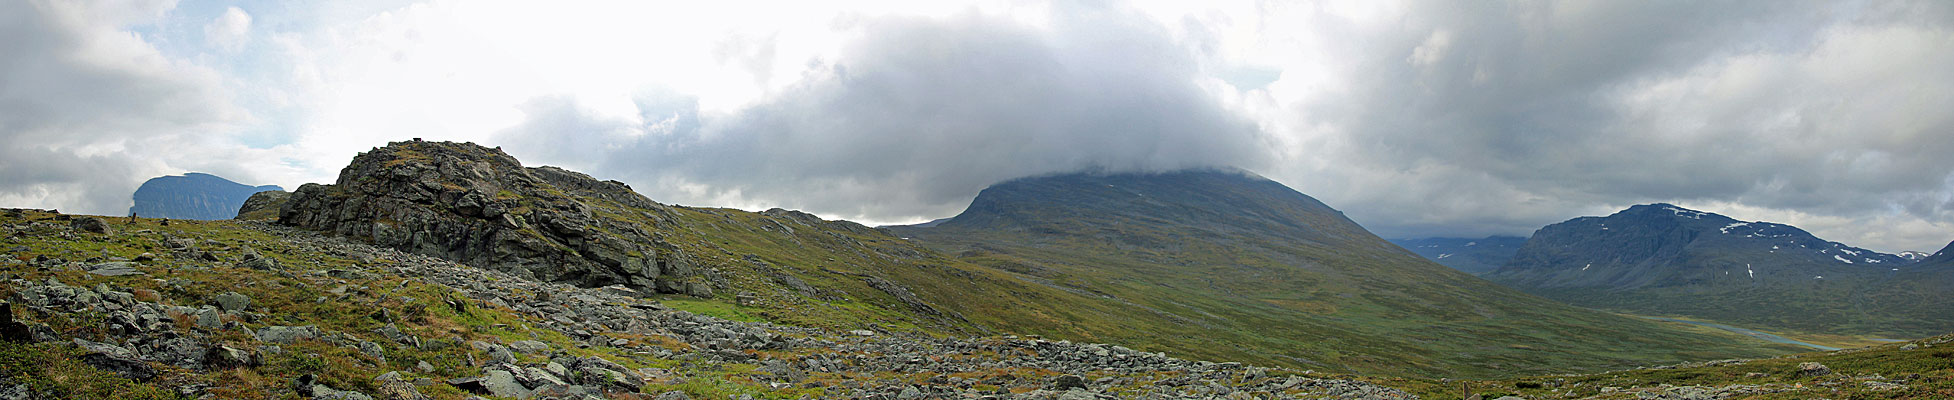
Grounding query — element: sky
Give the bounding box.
[3,0,1952,253]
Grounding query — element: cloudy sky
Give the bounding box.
[4,0,1952,252]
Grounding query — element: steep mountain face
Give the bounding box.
[1487,204,1954,337]
[1922,241,1954,266]
[891,171,1800,377]
[1388,236,1527,275]
[128,173,282,220]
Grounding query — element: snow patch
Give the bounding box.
[1664,206,1706,219]
[1437,253,1452,259]
[1720,222,1750,234]
[1746,264,1754,279]
[1582,263,1591,271]
[1833,255,1853,264]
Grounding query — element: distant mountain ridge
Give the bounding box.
[892,171,1797,377]
[1388,236,1527,275]
[128,172,282,220]
[1487,203,1954,337]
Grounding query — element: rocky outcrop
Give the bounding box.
[279,140,707,295]
[235,190,290,220]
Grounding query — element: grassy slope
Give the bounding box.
[1377,333,1954,399]
[1502,248,1954,340]
[7,213,1953,399]
[0,210,801,399]
[1,210,1181,398]
[890,172,1807,378]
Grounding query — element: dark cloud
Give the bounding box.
[1275,1,1954,251]
[498,5,1268,222]
[487,1,1954,251]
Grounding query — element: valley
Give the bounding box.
[0,141,1949,399]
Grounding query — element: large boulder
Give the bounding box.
[72,339,155,381]
[70,217,111,235]
[279,140,700,293]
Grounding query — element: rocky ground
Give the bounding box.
[0,210,1413,399]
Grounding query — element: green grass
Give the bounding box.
[1377,334,1954,399]
[659,299,765,323]
[882,171,1808,378]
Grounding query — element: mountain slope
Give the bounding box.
[890,170,1802,378]
[1486,204,1954,337]
[127,173,282,220]
[275,140,1139,337]
[1388,236,1527,275]
[1922,240,1954,266]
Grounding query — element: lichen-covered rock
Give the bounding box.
[70,217,111,234]
[236,190,291,220]
[73,339,155,381]
[279,140,699,293]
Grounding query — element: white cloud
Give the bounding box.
[203,6,251,52]
[3,0,1951,253]
[0,0,247,216]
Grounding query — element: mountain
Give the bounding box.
[1922,240,1954,266]
[890,170,1801,377]
[127,172,282,220]
[1388,236,1527,274]
[1486,203,1954,337]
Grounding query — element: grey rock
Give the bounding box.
[508,340,551,355]
[256,325,322,344]
[149,336,208,369]
[206,345,254,369]
[87,262,145,276]
[1050,374,1087,390]
[196,306,223,330]
[213,291,252,312]
[654,391,692,400]
[239,254,279,270]
[71,217,111,234]
[1057,389,1098,400]
[373,371,432,400]
[237,190,292,220]
[298,373,374,400]
[0,380,30,400]
[357,341,387,363]
[481,370,530,399]
[1799,362,1833,377]
[73,338,155,381]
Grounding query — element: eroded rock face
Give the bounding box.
[279,140,702,294]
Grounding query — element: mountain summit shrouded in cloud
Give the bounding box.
[2,0,1952,251]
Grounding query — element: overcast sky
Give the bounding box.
[4,0,1952,253]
